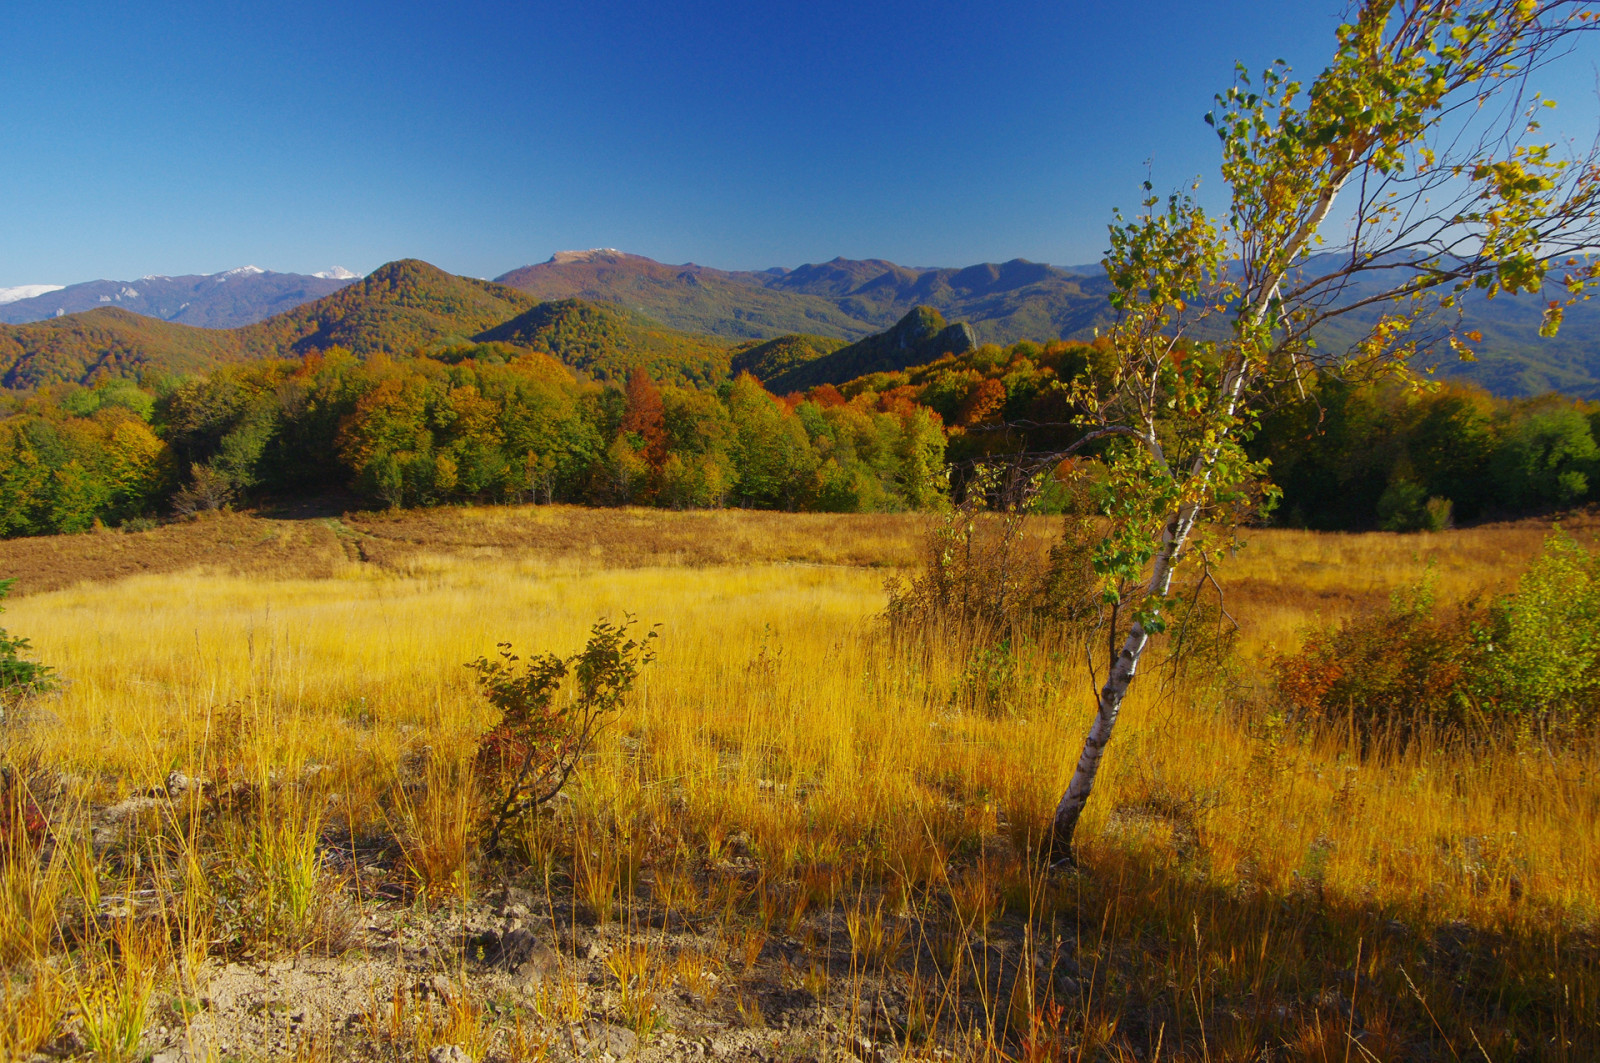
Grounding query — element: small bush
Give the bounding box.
[1272,570,1477,746]
[1377,480,1429,531]
[472,614,658,854]
[1471,530,1600,735]
[885,501,1101,649]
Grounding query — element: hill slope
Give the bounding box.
[476,298,733,384]
[239,259,538,357]
[743,307,979,393]
[496,250,1118,347]
[729,334,851,385]
[498,251,1600,398]
[0,267,358,328]
[0,309,240,389]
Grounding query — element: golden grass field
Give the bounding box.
[0,505,1596,1062]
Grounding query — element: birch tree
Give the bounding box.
[1046,0,1600,864]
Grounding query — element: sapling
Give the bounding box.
[472,614,658,854]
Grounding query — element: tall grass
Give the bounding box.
[1,509,1595,1058]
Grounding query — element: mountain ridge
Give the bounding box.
[496,250,1600,399]
[4,251,1598,399]
[0,267,361,329]
[493,250,1114,347]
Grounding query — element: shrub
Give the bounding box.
[887,472,1235,701]
[1470,530,1600,739]
[885,504,1049,645]
[1272,533,1600,748]
[885,473,1102,650]
[0,579,53,709]
[472,615,659,854]
[1271,569,1478,746]
[1377,480,1430,532]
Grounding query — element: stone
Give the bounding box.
[570,1021,637,1058]
[427,1046,472,1063]
[495,885,536,915]
[475,927,557,977]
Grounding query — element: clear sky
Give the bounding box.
[3,1,1596,284]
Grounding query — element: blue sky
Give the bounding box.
[2,1,1596,284]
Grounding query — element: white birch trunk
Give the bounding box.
[1048,504,1198,859]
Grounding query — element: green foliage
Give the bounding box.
[1473,531,1600,730]
[1490,405,1598,508]
[471,615,659,853]
[729,333,849,385]
[1273,534,1600,746]
[1376,480,1452,532]
[1259,380,1599,528]
[477,298,734,385]
[0,579,53,701]
[0,396,174,536]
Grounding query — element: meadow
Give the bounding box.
[0,505,1595,1062]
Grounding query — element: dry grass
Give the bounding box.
[0,504,1595,1060]
[1223,509,1600,655]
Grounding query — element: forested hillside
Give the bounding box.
[477,298,733,385]
[495,250,1115,346]
[237,259,538,357]
[9,252,1598,399]
[495,250,876,340]
[3,258,1597,540]
[738,307,978,393]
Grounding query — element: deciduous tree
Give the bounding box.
[1045,0,1600,863]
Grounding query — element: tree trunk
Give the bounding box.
[1046,506,1197,863]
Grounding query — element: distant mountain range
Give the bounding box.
[0,260,732,390]
[494,249,1116,346]
[0,267,360,329]
[491,250,1600,398]
[3,250,1598,398]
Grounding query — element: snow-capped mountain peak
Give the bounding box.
[312,267,360,280]
[549,249,624,264]
[215,265,267,280]
[0,284,65,306]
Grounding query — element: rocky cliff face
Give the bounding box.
[753,306,979,393]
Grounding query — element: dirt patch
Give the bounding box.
[0,513,346,597]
